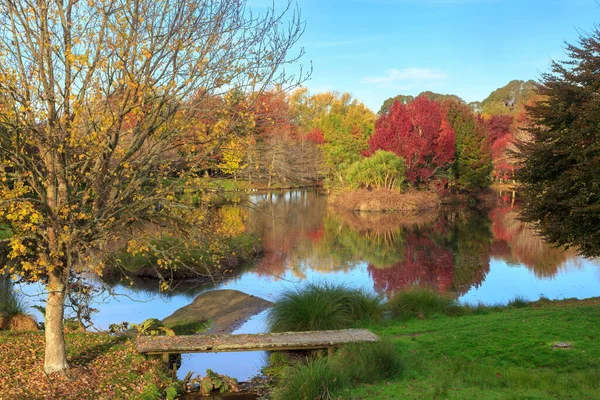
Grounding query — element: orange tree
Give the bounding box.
[0,0,306,375]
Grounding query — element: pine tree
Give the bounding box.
[517,28,600,258]
[443,100,493,191]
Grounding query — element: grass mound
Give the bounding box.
[389,287,456,320]
[267,282,384,332]
[0,278,38,331]
[273,340,403,400]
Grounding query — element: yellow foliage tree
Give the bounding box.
[0,0,306,375]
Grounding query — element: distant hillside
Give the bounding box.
[377,81,539,116]
[479,80,539,115]
[378,91,464,114]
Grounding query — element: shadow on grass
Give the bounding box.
[67,334,129,367]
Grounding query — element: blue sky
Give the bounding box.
[261,0,599,111]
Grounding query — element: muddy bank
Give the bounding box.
[162,289,272,334]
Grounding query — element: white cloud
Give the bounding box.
[363,68,448,88]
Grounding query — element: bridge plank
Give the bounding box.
[136,329,379,354]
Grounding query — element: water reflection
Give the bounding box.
[242,189,597,301]
[13,189,600,382]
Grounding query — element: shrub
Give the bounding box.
[331,340,404,384]
[507,296,529,309]
[273,341,403,400]
[344,150,406,190]
[267,282,384,332]
[389,287,455,320]
[273,357,344,400]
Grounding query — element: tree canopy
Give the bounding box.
[517,29,600,258]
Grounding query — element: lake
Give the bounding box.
[19,189,600,381]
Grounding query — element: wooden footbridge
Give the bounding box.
[136,328,379,364]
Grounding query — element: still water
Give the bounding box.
[20,189,600,381]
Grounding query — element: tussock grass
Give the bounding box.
[389,287,456,320]
[331,340,404,384]
[273,357,344,400]
[273,340,403,400]
[0,278,37,331]
[507,296,530,309]
[267,282,384,332]
[0,278,28,317]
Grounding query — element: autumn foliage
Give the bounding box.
[367,96,455,185]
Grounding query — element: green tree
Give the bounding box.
[311,93,375,183]
[443,100,493,191]
[517,29,600,258]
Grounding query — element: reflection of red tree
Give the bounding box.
[306,226,324,243]
[368,233,455,296]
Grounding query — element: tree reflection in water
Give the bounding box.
[243,189,589,298]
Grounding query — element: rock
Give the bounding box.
[552,342,573,349]
[162,290,272,334]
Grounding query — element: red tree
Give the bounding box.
[367,96,455,184]
[254,90,297,139]
[485,115,515,179]
[305,128,325,144]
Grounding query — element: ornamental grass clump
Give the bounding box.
[331,340,404,384]
[272,340,404,400]
[389,287,456,320]
[267,282,384,332]
[0,277,38,331]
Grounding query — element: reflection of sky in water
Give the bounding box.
[460,257,600,304]
[15,190,600,381]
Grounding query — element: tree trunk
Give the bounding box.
[44,269,68,375]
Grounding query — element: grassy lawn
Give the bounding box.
[352,298,600,399]
[0,332,177,399]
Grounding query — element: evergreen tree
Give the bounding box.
[443,100,493,191]
[517,29,600,258]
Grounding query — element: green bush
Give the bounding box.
[389,287,456,320]
[344,150,406,190]
[267,282,384,332]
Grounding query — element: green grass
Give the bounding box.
[272,340,403,400]
[267,282,385,332]
[351,297,600,399]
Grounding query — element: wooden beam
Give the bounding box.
[136,329,379,355]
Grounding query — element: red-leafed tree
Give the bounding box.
[367,96,455,184]
[305,128,325,144]
[485,115,516,179]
